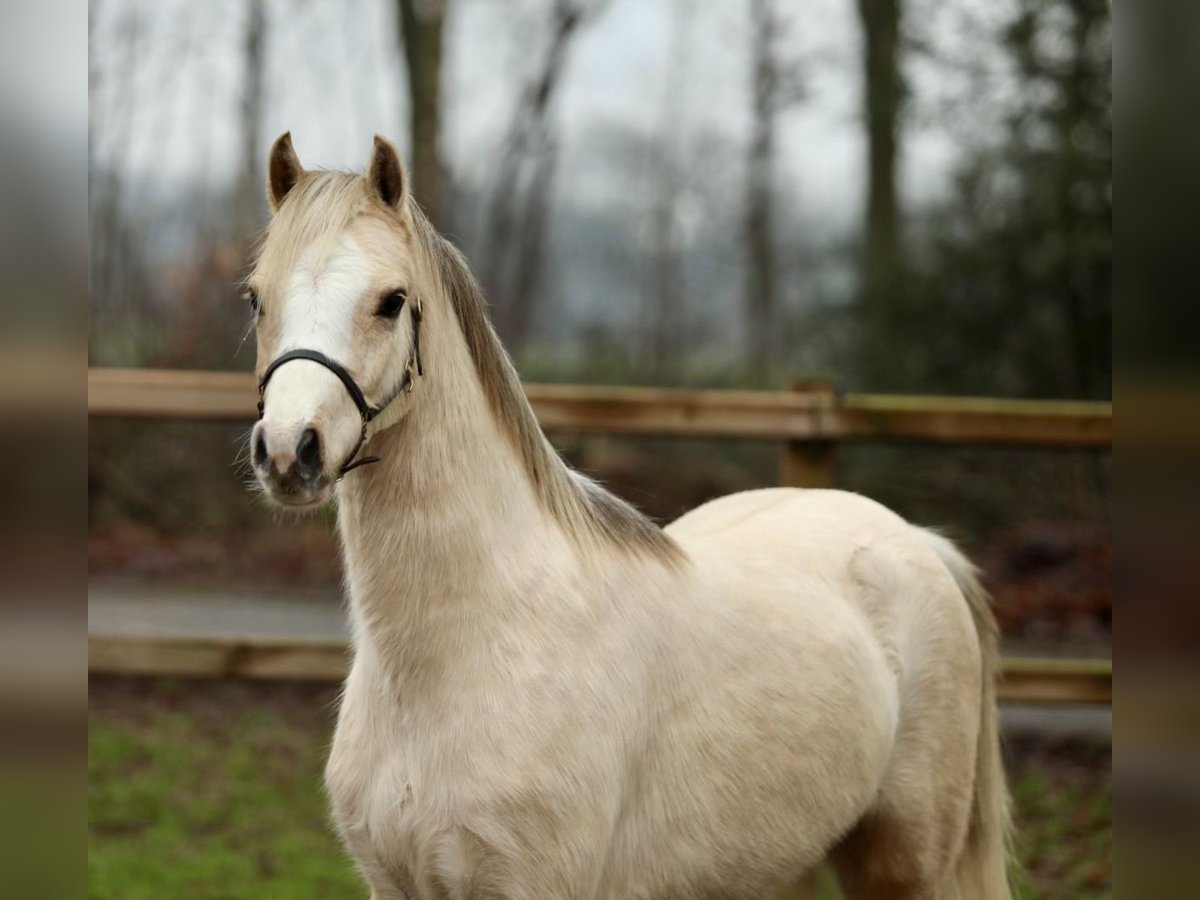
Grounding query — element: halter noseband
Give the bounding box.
[256,301,423,478]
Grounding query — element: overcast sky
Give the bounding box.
[90,0,985,239]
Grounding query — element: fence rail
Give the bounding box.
[87,632,1112,705]
[88,367,1111,489]
[88,368,1111,444]
[87,367,1112,704]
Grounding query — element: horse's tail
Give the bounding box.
[920,530,1013,900]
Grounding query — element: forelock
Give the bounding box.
[255,171,371,287]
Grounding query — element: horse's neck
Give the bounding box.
[335,344,574,688]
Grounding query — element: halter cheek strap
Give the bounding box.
[257,301,424,478]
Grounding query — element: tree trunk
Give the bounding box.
[397,0,446,223]
[92,3,143,351]
[745,0,777,382]
[484,0,590,348]
[1059,0,1104,399]
[856,0,903,313]
[237,0,266,240]
[647,155,683,380]
[638,0,693,381]
[88,0,102,353]
[506,141,559,345]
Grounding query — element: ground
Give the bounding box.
[88,678,1111,900]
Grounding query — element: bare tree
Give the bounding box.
[744,0,803,382]
[640,0,693,380]
[236,0,267,240]
[855,0,904,313]
[88,0,103,346]
[645,159,685,379]
[91,2,144,351]
[483,0,605,349]
[397,0,446,222]
[1057,0,1108,399]
[745,0,778,381]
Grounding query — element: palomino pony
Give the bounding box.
[248,133,1011,900]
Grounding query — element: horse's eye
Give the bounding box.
[245,288,261,315]
[376,289,407,319]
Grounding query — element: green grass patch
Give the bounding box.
[88,680,1110,899]
[88,681,360,900]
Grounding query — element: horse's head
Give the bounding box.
[247,133,426,509]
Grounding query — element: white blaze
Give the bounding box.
[280,233,373,360]
[258,233,374,474]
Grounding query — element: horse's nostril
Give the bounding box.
[254,432,268,468]
[296,427,322,475]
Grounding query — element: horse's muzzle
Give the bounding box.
[252,423,331,507]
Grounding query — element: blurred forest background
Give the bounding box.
[88,0,1110,647]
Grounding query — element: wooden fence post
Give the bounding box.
[778,378,837,489]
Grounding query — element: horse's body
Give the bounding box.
[249,135,1011,900]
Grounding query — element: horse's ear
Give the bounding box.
[267,132,304,212]
[367,135,408,211]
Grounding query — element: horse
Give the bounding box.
[247,132,1012,900]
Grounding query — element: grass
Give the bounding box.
[88,679,1111,899]
[1007,743,1113,899]
[88,680,360,900]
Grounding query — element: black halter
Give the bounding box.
[257,302,423,478]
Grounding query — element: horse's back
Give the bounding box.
[668,487,980,712]
[669,486,913,550]
[668,487,974,652]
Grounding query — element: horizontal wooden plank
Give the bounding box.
[999,657,1112,705]
[529,382,843,440]
[88,632,349,682]
[89,632,1110,705]
[840,394,1111,448]
[87,368,1111,448]
[88,367,257,419]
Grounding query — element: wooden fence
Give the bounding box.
[87,367,1112,704]
[88,368,1111,486]
[87,632,1113,705]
